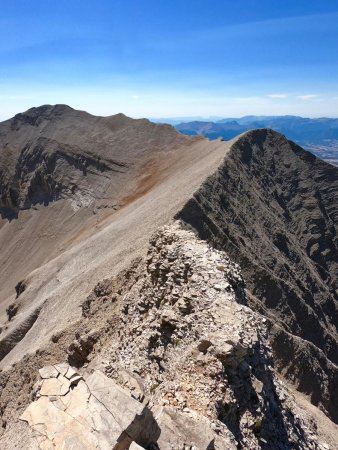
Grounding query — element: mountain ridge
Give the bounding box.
[177,128,338,421]
[0,106,337,448]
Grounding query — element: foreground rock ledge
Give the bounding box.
[20,365,156,450]
[20,364,235,450]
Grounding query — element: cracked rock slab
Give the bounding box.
[38,366,59,379]
[20,365,155,450]
[40,376,71,396]
[86,370,145,432]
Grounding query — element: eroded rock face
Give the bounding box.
[177,129,338,422]
[0,136,125,219]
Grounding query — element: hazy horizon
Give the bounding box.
[2,105,338,123]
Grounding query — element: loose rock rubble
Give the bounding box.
[15,223,330,449]
[99,222,325,449]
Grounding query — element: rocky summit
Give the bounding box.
[0,106,337,449]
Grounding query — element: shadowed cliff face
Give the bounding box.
[177,129,338,421]
[0,136,129,219]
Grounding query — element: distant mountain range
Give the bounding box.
[157,116,338,165]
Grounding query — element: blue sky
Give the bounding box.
[1,0,338,119]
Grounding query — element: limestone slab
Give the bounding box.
[38,366,59,379]
[40,376,71,396]
[20,368,155,450]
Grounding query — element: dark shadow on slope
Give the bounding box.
[217,338,307,449]
[176,128,338,423]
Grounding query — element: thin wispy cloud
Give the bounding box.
[233,96,263,102]
[297,94,319,100]
[267,94,288,99]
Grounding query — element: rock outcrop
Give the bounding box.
[20,365,158,450]
[3,224,329,449]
